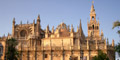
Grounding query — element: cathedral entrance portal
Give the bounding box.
[70,56,78,60]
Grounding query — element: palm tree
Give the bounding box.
[113,21,120,55]
[93,50,109,60]
[112,21,120,35]
[6,38,19,60]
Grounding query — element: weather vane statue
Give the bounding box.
[92,0,94,4]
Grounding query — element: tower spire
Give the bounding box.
[36,14,41,36]
[90,1,95,13]
[90,1,96,21]
[12,18,15,37]
[79,19,82,30]
[37,14,40,20]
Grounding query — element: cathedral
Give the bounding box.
[0,2,115,60]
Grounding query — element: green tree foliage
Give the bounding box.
[112,21,120,54]
[6,38,19,60]
[93,50,109,60]
[112,21,120,34]
[115,43,120,55]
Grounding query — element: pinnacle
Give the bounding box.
[37,14,40,20]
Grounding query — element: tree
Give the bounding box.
[112,21,120,54]
[6,38,19,60]
[93,50,109,60]
[112,21,120,35]
[115,43,120,55]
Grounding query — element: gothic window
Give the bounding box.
[97,26,99,29]
[95,26,99,30]
[92,25,94,29]
[89,26,92,30]
[20,30,27,37]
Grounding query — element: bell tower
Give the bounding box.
[87,1,100,38]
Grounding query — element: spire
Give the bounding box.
[37,14,40,20]
[52,26,54,33]
[101,29,103,36]
[79,19,83,36]
[46,25,49,33]
[90,1,95,13]
[12,18,15,37]
[33,19,35,24]
[13,18,15,24]
[112,39,114,47]
[90,1,96,21]
[71,24,74,32]
[79,19,82,31]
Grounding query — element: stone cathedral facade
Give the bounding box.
[0,2,115,60]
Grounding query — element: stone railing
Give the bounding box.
[14,37,28,40]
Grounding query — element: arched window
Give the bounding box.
[92,25,94,29]
[20,30,27,37]
[97,26,99,29]
[92,16,94,20]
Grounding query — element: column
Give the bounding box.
[96,40,98,50]
[87,40,89,50]
[87,51,90,60]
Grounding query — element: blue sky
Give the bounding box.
[0,0,120,44]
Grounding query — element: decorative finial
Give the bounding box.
[90,0,95,13]
[13,18,15,21]
[13,18,15,25]
[71,24,74,32]
[46,24,49,33]
[92,0,94,5]
[37,14,40,20]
